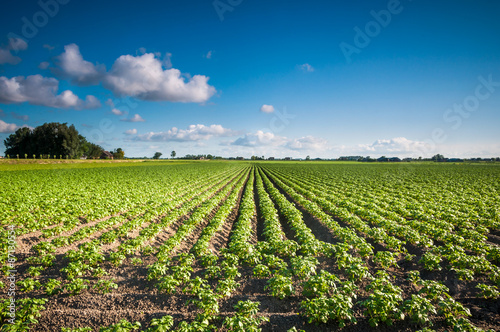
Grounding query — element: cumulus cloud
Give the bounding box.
[0,119,22,133]
[135,124,237,142]
[0,75,101,109]
[0,38,28,65]
[286,136,329,151]
[298,63,314,72]
[358,137,430,155]
[104,53,216,102]
[230,131,328,152]
[260,104,275,113]
[124,128,137,135]
[111,108,126,116]
[52,43,105,86]
[231,130,287,147]
[121,114,145,122]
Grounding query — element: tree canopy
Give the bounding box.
[4,122,104,159]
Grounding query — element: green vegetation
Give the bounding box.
[1,161,499,331]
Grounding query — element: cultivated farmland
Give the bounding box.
[1,161,499,331]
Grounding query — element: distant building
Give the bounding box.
[101,151,114,159]
[284,157,291,161]
[268,157,275,160]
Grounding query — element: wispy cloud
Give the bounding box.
[124,128,138,135]
[298,63,314,72]
[111,108,126,116]
[135,124,237,142]
[230,131,329,152]
[0,38,28,65]
[230,130,287,147]
[10,111,29,121]
[38,62,50,70]
[43,44,55,51]
[357,137,430,155]
[121,114,145,122]
[260,104,275,113]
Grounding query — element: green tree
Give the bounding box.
[171,150,176,158]
[153,152,162,159]
[4,123,85,158]
[4,127,32,157]
[431,154,445,162]
[81,140,103,159]
[112,148,125,159]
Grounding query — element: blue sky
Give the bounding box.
[0,0,499,158]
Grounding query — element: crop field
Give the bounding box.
[1,161,499,332]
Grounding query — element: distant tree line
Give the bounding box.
[3,122,124,159]
[180,154,222,160]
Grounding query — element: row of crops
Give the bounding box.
[1,161,499,331]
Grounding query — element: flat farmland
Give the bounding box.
[1,161,499,332]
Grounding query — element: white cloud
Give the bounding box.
[111,108,126,116]
[43,44,55,51]
[124,128,137,135]
[104,53,216,102]
[163,52,172,68]
[286,136,329,151]
[260,104,275,113]
[38,61,50,70]
[0,75,100,109]
[205,51,212,59]
[229,131,329,153]
[231,131,288,147]
[52,43,105,86]
[358,137,431,155]
[0,119,21,133]
[298,63,314,72]
[0,38,28,65]
[135,124,237,142]
[121,114,145,122]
